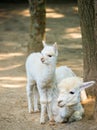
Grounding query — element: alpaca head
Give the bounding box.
[41,41,58,65]
[57,77,95,107]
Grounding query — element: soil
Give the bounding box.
[0,2,97,130]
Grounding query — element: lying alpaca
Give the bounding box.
[52,77,95,123]
[26,41,58,124]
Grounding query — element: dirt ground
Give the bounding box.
[0,2,97,130]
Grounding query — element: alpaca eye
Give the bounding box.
[69,91,75,94]
[48,55,52,57]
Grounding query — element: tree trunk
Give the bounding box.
[28,0,46,54]
[78,0,97,121]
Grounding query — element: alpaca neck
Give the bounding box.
[42,62,56,87]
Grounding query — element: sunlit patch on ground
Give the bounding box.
[0,77,26,88]
[0,53,24,60]
[46,8,65,18]
[18,9,30,17]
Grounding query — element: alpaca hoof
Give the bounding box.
[29,109,34,114]
[49,120,55,125]
[62,118,68,123]
[34,109,40,113]
[40,121,45,125]
[40,119,45,124]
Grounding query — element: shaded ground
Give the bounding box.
[0,2,97,130]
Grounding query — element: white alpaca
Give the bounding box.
[52,77,95,123]
[26,41,58,124]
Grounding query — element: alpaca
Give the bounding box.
[25,41,58,124]
[52,77,95,123]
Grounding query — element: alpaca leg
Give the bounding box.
[38,88,47,124]
[47,88,54,122]
[26,82,34,113]
[68,103,84,123]
[68,111,82,123]
[33,86,40,112]
[47,102,54,122]
[40,103,47,124]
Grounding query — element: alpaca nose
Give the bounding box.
[58,100,63,106]
[41,57,45,62]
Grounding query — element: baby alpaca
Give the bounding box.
[57,77,95,123]
[26,41,58,124]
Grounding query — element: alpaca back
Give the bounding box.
[55,66,76,85]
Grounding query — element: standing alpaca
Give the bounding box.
[26,41,58,124]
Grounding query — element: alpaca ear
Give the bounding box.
[42,41,46,47]
[80,81,95,90]
[53,42,58,56]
